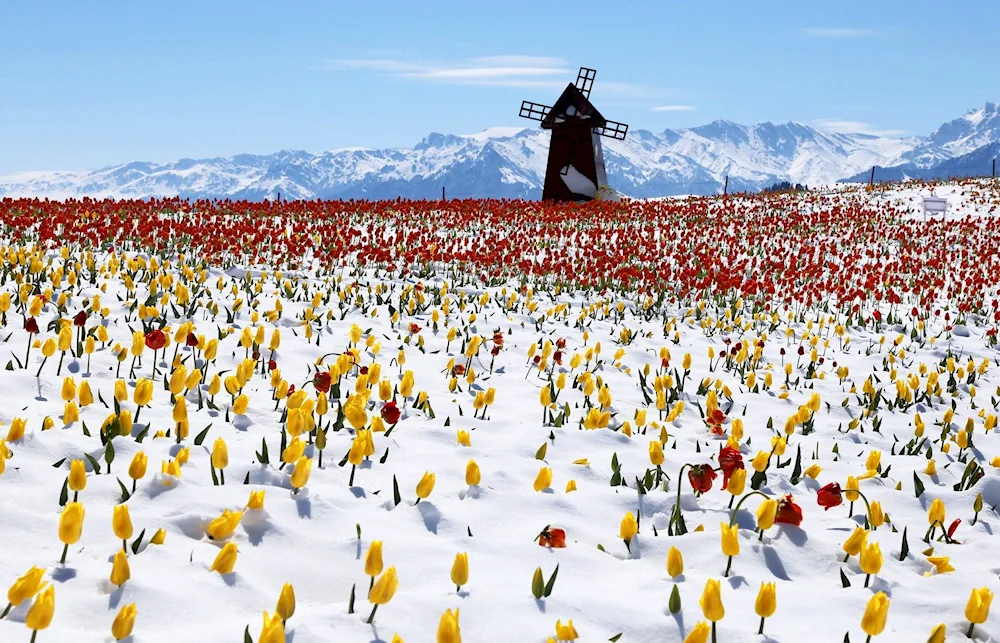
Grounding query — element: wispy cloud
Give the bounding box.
[803,27,877,38]
[316,55,656,97]
[814,119,907,137]
[651,105,695,112]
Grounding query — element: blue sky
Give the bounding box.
[1,1,997,173]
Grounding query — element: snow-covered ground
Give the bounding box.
[1,182,1000,642]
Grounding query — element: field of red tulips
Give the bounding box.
[0,180,999,642]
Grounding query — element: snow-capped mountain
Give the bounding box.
[2,105,998,200]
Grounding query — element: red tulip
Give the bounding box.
[185,332,199,347]
[718,446,744,489]
[537,526,566,548]
[314,371,332,393]
[774,495,803,526]
[73,310,88,326]
[816,482,843,511]
[144,329,166,350]
[687,464,717,494]
[381,401,401,425]
[24,317,39,334]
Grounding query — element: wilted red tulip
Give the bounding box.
[775,495,803,526]
[718,446,744,489]
[816,482,843,511]
[73,310,88,326]
[24,317,39,334]
[185,332,199,347]
[688,464,718,494]
[536,525,566,548]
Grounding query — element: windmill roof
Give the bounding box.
[541,83,608,129]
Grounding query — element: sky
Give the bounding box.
[1,0,998,174]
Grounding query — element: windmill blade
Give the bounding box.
[519,100,551,122]
[575,67,596,98]
[594,119,628,141]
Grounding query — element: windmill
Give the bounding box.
[520,67,628,202]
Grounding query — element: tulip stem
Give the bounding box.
[30,630,38,643]
[60,543,69,564]
[366,604,378,624]
[349,465,356,487]
[967,622,975,638]
[369,577,374,594]
[854,491,874,529]
[35,356,47,378]
[758,616,765,635]
[711,621,717,643]
[220,469,225,485]
[723,555,733,577]
[0,602,11,619]
[865,636,871,643]
[864,573,870,588]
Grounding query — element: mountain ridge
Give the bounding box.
[2,104,998,200]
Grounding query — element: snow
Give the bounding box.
[0,182,999,642]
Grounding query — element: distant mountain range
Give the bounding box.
[2,103,998,200]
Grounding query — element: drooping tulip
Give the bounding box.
[4,566,46,614]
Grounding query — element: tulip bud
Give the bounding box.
[465,459,481,486]
[276,582,296,621]
[416,472,435,500]
[68,459,87,492]
[450,552,469,590]
[110,550,130,587]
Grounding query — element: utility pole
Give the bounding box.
[869,166,876,186]
[442,186,446,200]
[992,158,996,179]
[723,175,728,196]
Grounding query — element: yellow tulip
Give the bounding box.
[68,459,87,493]
[134,378,153,406]
[58,502,85,563]
[860,541,883,581]
[128,452,147,482]
[534,467,553,492]
[113,504,133,543]
[210,542,239,574]
[437,608,461,643]
[667,546,684,578]
[683,622,711,643]
[212,438,229,470]
[756,498,777,530]
[456,430,471,447]
[150,528,167,545]
[6,418,26,442]
[966,587,994,629]
[290,456,312,490]
[365,541,384,578]
[276,582,296,621]
[25,584,55,632]
[726,468,746,496]
[649,440,664,466]
[206,509,243,540]
[451,552,469,590]
[111,602,137,640]
[720,522,739,557]
[465,460,481,486]
[755,582,777,624]
[233,394,249,415]
[554,618,578,641]
[861,591,890,637]
[5,566,45,608]
[699,578,724,622]
[927,623,945,643]
[416,472,436,500]
[61,376,77,402]
[620,511,638,543]
[110,550,130,587]
[845,476,860,502]
[928,498,946,526]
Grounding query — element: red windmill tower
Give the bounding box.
[519,67,628,202]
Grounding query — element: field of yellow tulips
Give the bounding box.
[1,181,999,642]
